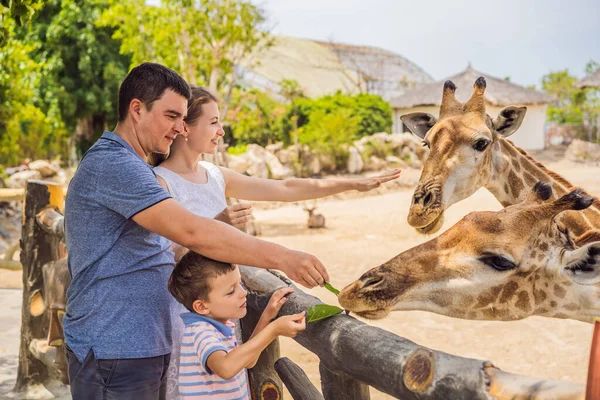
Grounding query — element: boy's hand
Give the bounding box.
[273,312,306,338]
[352,168,402,192]
[263,287,293,320]
[215,203,253,229]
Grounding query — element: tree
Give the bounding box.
[542,61,600,142]
[22,0,131,155]
[279,79,304,147]
[100,0,272,116]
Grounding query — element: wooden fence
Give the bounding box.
[8,180,599,399]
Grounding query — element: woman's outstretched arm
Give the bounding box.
[219,167,401,202]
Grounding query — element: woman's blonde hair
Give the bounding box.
[148,86,218,167]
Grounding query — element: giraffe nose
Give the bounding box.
[414,189,437,208]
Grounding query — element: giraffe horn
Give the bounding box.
[463,77,487,115]
[439,80,463,119]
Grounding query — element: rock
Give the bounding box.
[246,144,292,179]
[308,157,321,175]
[6,170,42,188]
[226,154,251,174]
[276,149,294,165]
[29,160,59,178]
[347,146,364,174]
[367,156,386,171]
[565,139,600,163]
[266,142,284,153]
[385,155,406,167]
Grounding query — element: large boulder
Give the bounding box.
[29,160,59,178]
[226,154,251,174]
[246,144,293,179]
[565,139,600,163]
[347,146,364,174]
[6,170,42,188]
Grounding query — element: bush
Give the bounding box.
[280,91,392,143]
[0,104,68,165]
[299,108,360,170]
[227,144,248,155]
[226,88,286,146]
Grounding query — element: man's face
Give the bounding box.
[204,266,248,323]
[138,89,187,155]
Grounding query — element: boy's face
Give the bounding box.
[199,266,247,323]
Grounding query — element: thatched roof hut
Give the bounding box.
[576,69,600,89]
[390,66,553,150]
[390,65,553,108]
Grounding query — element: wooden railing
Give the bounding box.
[9,180,596,399]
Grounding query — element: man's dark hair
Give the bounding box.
[117,62,192,122]
[168,251,237,312]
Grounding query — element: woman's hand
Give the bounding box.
[215,203,253,228]
[352,168,402,192]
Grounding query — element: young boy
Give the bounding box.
[168,251,306,399]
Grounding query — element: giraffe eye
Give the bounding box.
[473,139,490,152]
[479,255,516,271]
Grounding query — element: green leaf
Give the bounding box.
[306,304,343,323]
[324,282,340,296]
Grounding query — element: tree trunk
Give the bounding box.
[15,181,67,392]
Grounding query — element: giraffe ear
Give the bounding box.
[493,106,527,138]
[561,242,600,285]
[400,113,437,139]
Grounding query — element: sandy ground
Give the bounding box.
[0,151,598,398]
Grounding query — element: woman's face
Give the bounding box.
[185,100,224,154]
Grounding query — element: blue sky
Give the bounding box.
[253,0,599,88]
[147,0,599,88]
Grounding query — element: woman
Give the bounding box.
[151,86,401,399]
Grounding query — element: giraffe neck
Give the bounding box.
[485,138,600,237]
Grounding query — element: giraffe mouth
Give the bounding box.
[353,308,391,320]
[416,212,444,235]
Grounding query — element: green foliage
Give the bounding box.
[1,103,68,164]
[324,282,340,296]
[280,92,392,144]
[542,69,584,124]
[227,144,248,155]
[542,63,600,142]
[299,108,359,169]
[306,304,344,323]
[226,88,286,146]
[23,0,130,154]
[99,0,271,93]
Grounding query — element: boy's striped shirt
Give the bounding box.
[179,313,249,400]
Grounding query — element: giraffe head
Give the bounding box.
[339,183,600,323]
[402,77,527,234]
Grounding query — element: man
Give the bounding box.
[64,63,329,399]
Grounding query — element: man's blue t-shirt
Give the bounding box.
[64,131,175,362]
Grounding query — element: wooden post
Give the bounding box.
[14,180,66,392]
[274,357,324,400]
[240,290,284,400]
[586,319,600,400]
[319,362,369,400]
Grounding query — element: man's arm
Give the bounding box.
[132,199,329,287]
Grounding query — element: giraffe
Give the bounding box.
[338,182,600,323]
[401,77,600,239]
